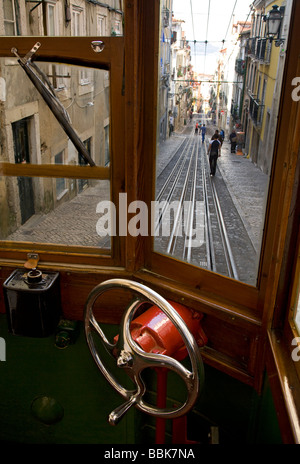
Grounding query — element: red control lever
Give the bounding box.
[130,301,207,360]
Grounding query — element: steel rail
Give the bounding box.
[154,133,194,236]
[194,114,238,279]
[210,180,239,280]
[166,135,197,255]
[184,135,199,262]
[202,155,216,272]
[156,136,188,202]
[155,116,239,281]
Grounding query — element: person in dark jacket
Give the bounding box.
[207,134,221,176]
[229,130,237,153]
[201,124,206,142]
[212,129,223,147]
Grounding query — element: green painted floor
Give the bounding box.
[0,314,282,444]
[0,315,137,444]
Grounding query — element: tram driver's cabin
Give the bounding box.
[0,0,299,445]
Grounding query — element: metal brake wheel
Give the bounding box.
[84,278,204,425]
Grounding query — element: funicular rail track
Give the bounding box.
[155,121,238,280]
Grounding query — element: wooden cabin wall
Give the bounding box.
[0,262,261,388]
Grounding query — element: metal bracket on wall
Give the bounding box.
[24,253,40,270]
[25,0,44,14]
[11,43,96,167]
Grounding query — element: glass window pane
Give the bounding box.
[4,22,15,36]
[0,176,111,250]
[292,244,300,336]
[3,0,14,20]
[295,289,300,335]
[55,151,66,198]
[0,58,110,167]
[47,4,56,36]
[154,0,293,286]
[3,0,16,35]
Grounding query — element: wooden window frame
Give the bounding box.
[122,0,300,395]
[265,58,300,441]
[0,35,125,268]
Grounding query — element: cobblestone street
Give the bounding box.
[7,181,110,248]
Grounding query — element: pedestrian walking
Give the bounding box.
[169,114,174,137]
[212,129,223,146]
[201,124,206,143]
[195,122,199,135]
[212,129,219,140]
[207,134,221,176]
[229,130,237,153]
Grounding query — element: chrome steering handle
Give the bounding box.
[84,279,204,425]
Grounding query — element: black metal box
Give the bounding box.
[3,269,61,337]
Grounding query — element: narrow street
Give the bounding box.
[156,117,269,285]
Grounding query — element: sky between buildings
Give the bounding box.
[172,0,253,74]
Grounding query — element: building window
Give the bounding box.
[294,280,300,335]
[71,5,85,36]
[79,68,92,86]
[104,124,109,166]
[97,14,106,35]
[77,138,91,192]
[71,5,90,86]
[257,75,261,99]
[45,2,57,36]
[3,0,17,35]
[55,151,67,199]
[50,64,69,91]
[248,64,253,90]
[252,67,257,94]
[261,79,267,105]
[290,235,300,336]
[113,20,122,36]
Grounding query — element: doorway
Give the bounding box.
[12,118,35,224]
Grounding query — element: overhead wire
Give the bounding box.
[205,0,211,40]
[177,0,254,76]
[190,0,197,70]
[190,0,195,40]
[186,39,237,44]
[221,4,253,73]
[224,0,238,42]
[203,0,211,74]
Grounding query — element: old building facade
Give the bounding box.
[242,0,292,173]
[0,1,123,238]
